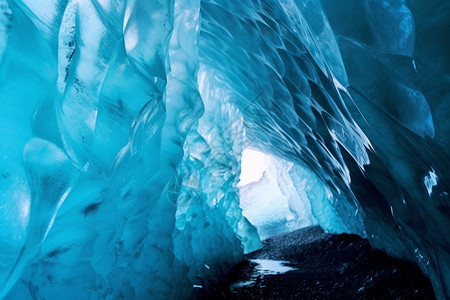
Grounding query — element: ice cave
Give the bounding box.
[0,0,449,298]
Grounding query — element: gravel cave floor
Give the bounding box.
[196,226,435,299]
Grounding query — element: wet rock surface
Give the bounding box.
[197,226,435,299]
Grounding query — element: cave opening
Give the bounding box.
[238,147,317,240]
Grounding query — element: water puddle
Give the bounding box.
[230,259,297,291]
[250,259,297,275]
[230,280,255,290]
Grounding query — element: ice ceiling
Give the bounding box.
[0,0,449,298]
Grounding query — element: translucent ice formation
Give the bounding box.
[0,0,449,299]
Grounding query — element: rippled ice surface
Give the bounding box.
[0,0,449,298]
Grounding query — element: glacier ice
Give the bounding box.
[0,0,449,299]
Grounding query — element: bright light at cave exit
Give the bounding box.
[238,148,268,186]
[237,147,317,240]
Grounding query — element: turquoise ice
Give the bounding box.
[0,0,449,298]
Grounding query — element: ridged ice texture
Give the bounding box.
[0,0,256,299]
[198,0,370,242]
[0,0,449,299]
[323,1,450,297]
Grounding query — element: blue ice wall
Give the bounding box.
[1,0,255,298]
[0,0,449,298]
